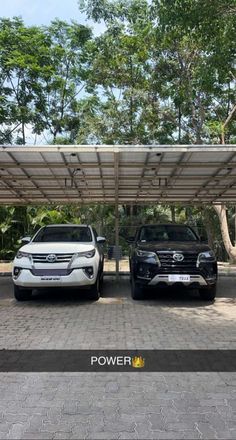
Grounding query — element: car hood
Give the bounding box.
[19,242,95,254]
[137,241,211,253]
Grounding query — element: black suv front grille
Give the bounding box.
[157,252,198,268]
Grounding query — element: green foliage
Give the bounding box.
[0,5,235,260]
[0,203,230,261]
[0,4,235,144]
[0,18,53,143]
[42,20,93,141]
[76,0,236,145]
[0,18,92,144]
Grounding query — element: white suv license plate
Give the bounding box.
[168,275,190,282]
[40,277,61,281]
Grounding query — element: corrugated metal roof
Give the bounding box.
[0,144,236,204]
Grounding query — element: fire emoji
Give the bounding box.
[132,356,145,368]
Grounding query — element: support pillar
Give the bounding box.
[115,201,119,281]
[114,151,119,281]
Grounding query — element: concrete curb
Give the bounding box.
[218,271,236,276]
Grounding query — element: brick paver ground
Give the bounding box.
[0,276,235,439]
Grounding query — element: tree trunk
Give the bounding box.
[214,204,236,262]
[205,225,214,251]
[171,206,176,223]
[215,104,236,262]
[178,106,181,143]
[203,208,215,250]
[22,121,26,145]
[221,103,236,144]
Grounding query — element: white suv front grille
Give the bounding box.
[32,254,74,263]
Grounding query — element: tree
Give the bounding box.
[78,0,236,261]
[0,5,235,261]
[154,0,236,144]
[0,18,93,144]
[154,0,236,260]
[0,18,53,144]
[41,20,93,143]
[78,0,172,145]
[78,0,236,145]
[0,206,27,259]
[213,205,236,261]
[213,104,236,262]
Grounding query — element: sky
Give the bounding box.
[0,0,105,35]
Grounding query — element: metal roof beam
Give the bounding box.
[60,152,82,201]
[192,152,236,202]
[1,162,236,169]
[6,151,50,203]
[0,145,236,204]
[1,174,236,182]
[1,144,236,152]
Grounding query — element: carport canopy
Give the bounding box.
[1,144,236,205]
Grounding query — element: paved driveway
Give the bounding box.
[0,276,235,439]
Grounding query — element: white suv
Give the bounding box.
[12,224,105,301]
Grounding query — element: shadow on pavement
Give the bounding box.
[1,274,235,307]
[101,275,236,307]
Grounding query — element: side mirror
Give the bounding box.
[126,236,135,244]
[200,235,208,243]
[21,236,31,244]
[97,236,106,244]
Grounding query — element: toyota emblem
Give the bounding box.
[46,254,57,263]
[173,253,184,262]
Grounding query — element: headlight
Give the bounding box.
[77,249,96,258]
[136,249,157,258]
[136,249,160,266]
[16,251,31,259]
[197,250,216,266]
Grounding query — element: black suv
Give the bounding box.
[129,224,217,301]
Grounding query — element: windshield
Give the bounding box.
[138,225,198,242]
[33,226,92,243]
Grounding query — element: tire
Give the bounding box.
[14,285,32,301]
[99,267,104,287]
[98,259,104,287]
[89,276,100,301]
[131,277,144,300]
[199,284,217,301]
[99,273,104,287]
[129,260,132,283]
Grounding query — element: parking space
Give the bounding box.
[0,276,236,439]
[0,276,235,350]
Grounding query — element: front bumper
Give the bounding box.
[133,260,217,288]
[13,267,96,288]
[148,274,210,286]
